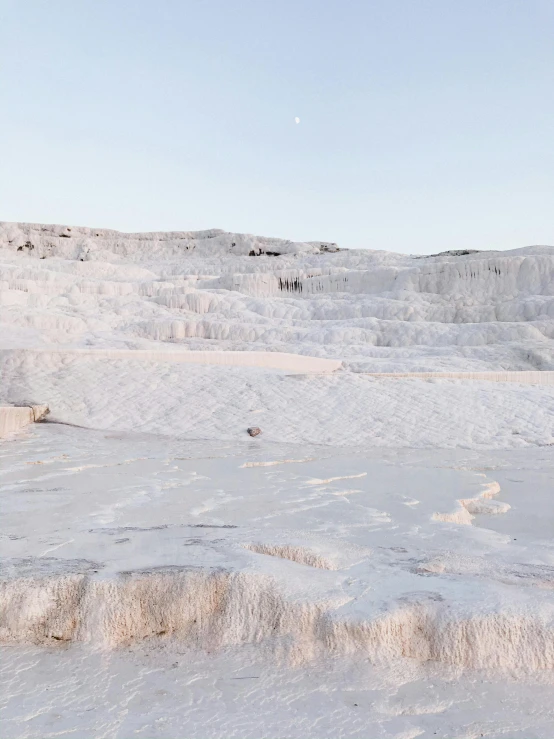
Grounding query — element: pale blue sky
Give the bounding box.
[1,0,553,253]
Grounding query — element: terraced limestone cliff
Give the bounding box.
[2,223,554,737]
[1,222,554,447]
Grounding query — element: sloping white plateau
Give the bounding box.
[2,223,554,737]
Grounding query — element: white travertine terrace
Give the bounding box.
[1,221,554,446]
[2,222,554,736]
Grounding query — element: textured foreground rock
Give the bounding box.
[2,426,554,673]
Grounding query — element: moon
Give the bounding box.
[294,117,300,124]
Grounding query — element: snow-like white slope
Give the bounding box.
[1,222,554,446]
[3,224,554,736]
[2,355,554,447]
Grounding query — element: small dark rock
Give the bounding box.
[247,427,262,437]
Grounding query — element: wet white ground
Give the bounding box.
[2,424,554,737]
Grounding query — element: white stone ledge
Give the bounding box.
[7,349,343,373]
[0,405,49,437]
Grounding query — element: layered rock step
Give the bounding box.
[0,404,49,437]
